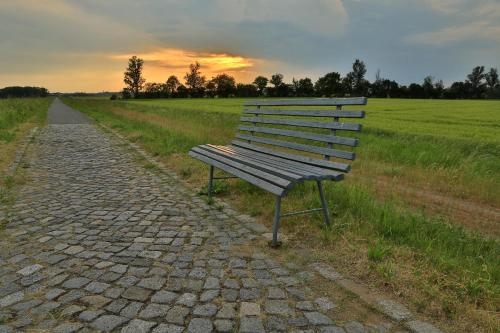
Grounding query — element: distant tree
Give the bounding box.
[123,56,145,98]
[0,86,49,98]
[407,83,424,98]
[121,88,132,99]
[209,74,236,97]
[342,73,355,96]
[485,68,499,91]
[143,82,166,98]
[110,94,117,100]
[314,72,342,97]
[345,59,369,96]
[434,79,444,98]
[235,83,259,97]
[422,76,435,98]
[296,78,314,97]
[176,84,189,98]
[165,75,181,96]
[184,62,206,97]
[270,73,284,88]
[467,66,486,98]
[444,81,471,99]
[268,73,285,97]
[291,78,300,96]
[253,76,268,96]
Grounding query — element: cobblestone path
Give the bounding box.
[0,121,396,332]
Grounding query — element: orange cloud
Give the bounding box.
[110,48,260,83]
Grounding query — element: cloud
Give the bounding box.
[423,0,468,13]
[407,21,500,45]
[407,0,500,45]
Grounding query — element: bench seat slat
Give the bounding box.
[239,124,358,146]
[192,147,292,187]
[202,145,315,179]
[216,145,343,179]
[205,145,342,180]
[243,109,365,118]
[244,97,367,106]
[196,146,304,181]
[231,140,351,172]
[235,134,356,160]
[240,117,361,132]
[188,150,287,196]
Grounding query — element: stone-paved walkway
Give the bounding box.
[0,118,397,332]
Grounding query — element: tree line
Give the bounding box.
[0,86,49,98]
[121,56,500,100]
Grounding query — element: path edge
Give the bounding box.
[5,127,39,178]
[97,122,445,333]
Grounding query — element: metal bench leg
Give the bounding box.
[271,196,282,248]
[317,181,331,227]
[207,166,214,201]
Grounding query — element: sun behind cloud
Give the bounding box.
[110,48,259,84]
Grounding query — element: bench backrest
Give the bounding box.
[231,97,366,173]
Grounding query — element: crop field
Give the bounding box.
[0,98,51,185]
[64,97,500,332]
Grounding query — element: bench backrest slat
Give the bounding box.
[238,125,358,146]
[238,97,365,172]
[243,109,365,118]
[244,97,367,106]
[236,134,356,160]
[240,117,362,132]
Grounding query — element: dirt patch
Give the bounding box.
[374,176,500,237]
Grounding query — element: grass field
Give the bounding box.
[0,98,51,183]
[64,97,500,333]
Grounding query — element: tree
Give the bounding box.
[143,82,166,98]
[486,68,499,91]
[270,73,284,88]
[467,66,486,98]
[165,75,180,96]
[422,76,435,98]
[434,79,444,98]
[121,88,132,99]
[296,78,314,97]
[235,83,258,97]
[314,72,342,97]
[342,73,355,96]
[209,74,236,97]
[253,76,268,96]
[123,56,145,98]
[352,59,367,94]
[407,83,424,98]
[184,62,206,97]
[176,84,189,98]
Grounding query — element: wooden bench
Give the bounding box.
[189,97,366,246]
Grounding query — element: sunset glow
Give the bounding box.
[110,48,258,84]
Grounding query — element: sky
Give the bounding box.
[1,0,499,92]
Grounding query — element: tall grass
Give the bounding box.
[0,98,50,142]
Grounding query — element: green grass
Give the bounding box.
[0,98,51,142]
[65,97,500,332]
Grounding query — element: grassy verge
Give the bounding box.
[65,97,499,332]
[0,98,51,187]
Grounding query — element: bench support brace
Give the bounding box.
[207,165,214,201]
[317,181,331,227]
[271,196,282,247]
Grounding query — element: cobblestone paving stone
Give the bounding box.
[0,124,399,332]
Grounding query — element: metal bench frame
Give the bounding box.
[189,97,366,247]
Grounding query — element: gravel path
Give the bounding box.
[0,101,396,332]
